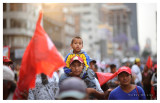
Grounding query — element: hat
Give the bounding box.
[3,56,13,64]
[135,58,140,63]
[118,66,131,75]
[89,58,96,64]
[70,56,84,65]
[3,65,14,82]
[59,77,87,99]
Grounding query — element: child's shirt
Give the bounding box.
[63,50,90,77]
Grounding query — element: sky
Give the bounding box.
[137,3,157,55]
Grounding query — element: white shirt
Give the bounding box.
[94,78,104,93]
[131,64,142,84]
[28,73,59,100]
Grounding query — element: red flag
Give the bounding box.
[13,11,65,99]
[146,56,153,69]
[96,72,118,86]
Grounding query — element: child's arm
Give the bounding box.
[63,53,72,74]
[79,51,91,79]
[81,51,90,68]
[83,51,91,66]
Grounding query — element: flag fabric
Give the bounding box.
[13,11,65,100]
[146,56,153,69]
[96,72,118,86]
[151,86,156,99]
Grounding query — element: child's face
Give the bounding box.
[71,38,83,53]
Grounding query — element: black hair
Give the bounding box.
[41,73,48,85]
[110,64,116,69]
[71,36,83,44]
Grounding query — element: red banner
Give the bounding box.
[13,11,65,99]
[146,56,152,69]
[96,72,118,86]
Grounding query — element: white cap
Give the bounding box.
[3,65,14,82]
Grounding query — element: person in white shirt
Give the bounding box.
[28,72,59,100]
[131,58,142,87]
[3,65,16,100]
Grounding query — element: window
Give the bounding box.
[88,28,92,31]
[83,12,90,15]
[3,3,6,11]
[10,19,27,28]
[83,4,90,7]
[3,19,7,29]
[10,3,26,11]
[89,35,92,39]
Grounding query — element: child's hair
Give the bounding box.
[71,36,83,44]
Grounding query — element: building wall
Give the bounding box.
[3,3,42,61]
[69,3,100,59]
[100,3,137,58]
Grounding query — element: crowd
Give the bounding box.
[3,36,157,100]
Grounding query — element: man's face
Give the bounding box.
[118,72,131,86]
[137,62,141,67]
[89,62,95,69]
[71,39,83,53]
[3,62,10,66]
[111,67,116,73]
[70,60,84,77]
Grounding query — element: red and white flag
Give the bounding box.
[13,11,65,99]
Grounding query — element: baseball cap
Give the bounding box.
[3,65,14,82]
[70,56,84,65]
[89,58,96,64]
[117,66,131,75]
[3,56,13,64]
[59,77,87,100]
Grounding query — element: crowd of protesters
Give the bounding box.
[3,36,157,100]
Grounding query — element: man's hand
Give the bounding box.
[86,88,104,100]
[104,88,113,100]
[86,88,96,94]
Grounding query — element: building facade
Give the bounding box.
[3,3,42,63]
[100,3,137,58]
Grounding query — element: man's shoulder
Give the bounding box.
[136,86,144,92]
[59,73,69,82]
[86,68,95,79]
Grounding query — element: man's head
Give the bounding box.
[154,64,157,73]
[3,65,15,99]
[59,77,88,100]
[71,36,83,53]
[70,56,84,77]
[3,56,13,66]
[110,64,116,73]
[135,58,141,67]
[89,59,97,72]
[117,66,132,86]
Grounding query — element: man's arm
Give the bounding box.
[63,53,72,74]
[86,88,104,100]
